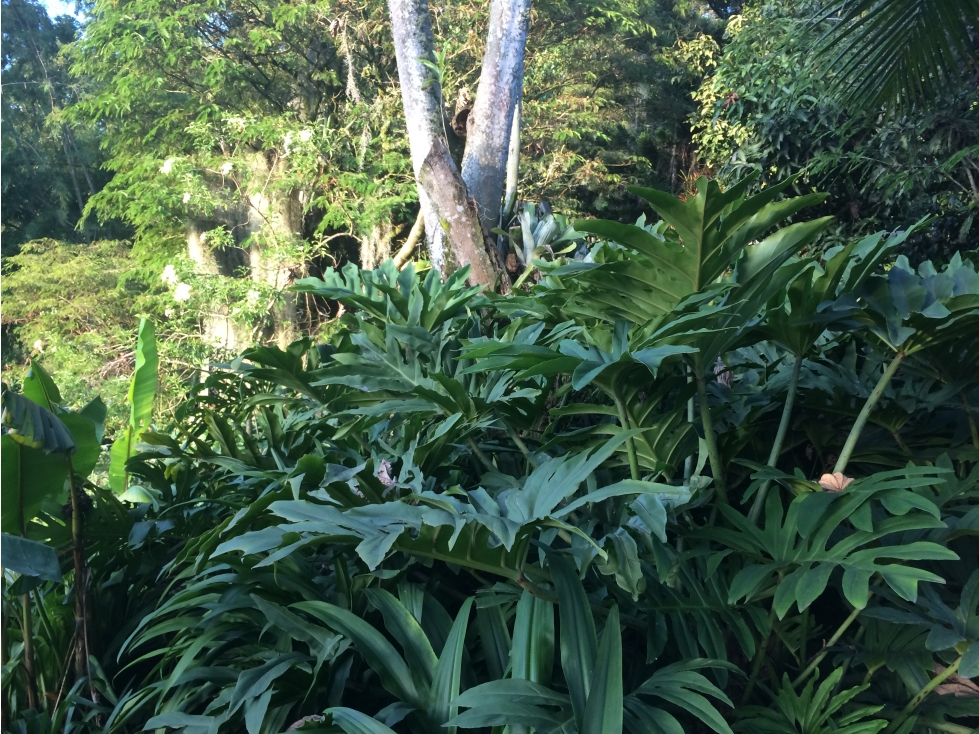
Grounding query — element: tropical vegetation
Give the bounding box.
[2,0,978,733]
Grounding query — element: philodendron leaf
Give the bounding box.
[0,533,62,580]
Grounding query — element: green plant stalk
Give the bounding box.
[1,594,9,731]
[684,371,694,481]
[886,654,963,733]
[503,420,539,469]
[834,351,905,474]
[694,355,727,505]
[613,394,641,481]
[467,439,496,473]
[793,602,863,687]
[21,593,38,710]
[963,394,979,450]
[749,354,802,525]
[741,602,777,704]
[17,472,38,711]
[67,459,88,686]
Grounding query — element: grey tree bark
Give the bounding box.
[386,0,449,271]
[461,0,531,232]
[240,146,304,349]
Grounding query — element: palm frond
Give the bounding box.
[813,0,979,110]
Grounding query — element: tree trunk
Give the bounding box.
[386,0,450,272]
[360,218,395,270]
[240,147,303,349]
[461,0,531,232]
[187,222,239,350]
[419,140,499,286]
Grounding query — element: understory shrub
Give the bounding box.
[3,176,978,734]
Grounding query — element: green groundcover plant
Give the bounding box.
[2,176,978,734]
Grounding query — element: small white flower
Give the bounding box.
[220,161,233,175]
[32,339,44,352]
[160,157,175,175]
[182,192,191,204]
[299,129,313,143]
[161,264,178,286]
[246,289,262,306]
[173,282,192,302]
[283,131,293,154]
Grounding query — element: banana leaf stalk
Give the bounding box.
[748,355,802,525]
[21,593,38,710]
[67,460,89,685]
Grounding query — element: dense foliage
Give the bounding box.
[4,177,978,734]
[4,0,979,731]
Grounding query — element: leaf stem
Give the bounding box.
[834,351,904,474]
[741,601,777,704]
[694,355,727,505]
[503,420,539,470]
[613,394,641,481]
[21,593,38,710]
[962,394,979,450]
[886,655,962,733]
[749,354,802,525]
[467,439,496,473]
[67,458,89,687]
[793,602,862,687]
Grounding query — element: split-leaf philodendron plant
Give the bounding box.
[3,177,978,734]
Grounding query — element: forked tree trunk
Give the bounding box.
[387,0,530,286]
[461,0,531,232]
[387,0,450,272]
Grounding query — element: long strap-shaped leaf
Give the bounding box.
[511,591,555,686]
[427,597,474,734]
[294,601,419,705]
[324,707,400,734]
[366,588,438,692]
[548,552,597,730]
[582,605,623,734]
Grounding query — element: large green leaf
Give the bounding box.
[0,532,62,580]
[549,552,597,730]
[1,389,75,454]
[582,605,623,734]
[572,175,827,324]
[366,588,438,692]
[427,597,474,733]
[130,317,159,432]
[323,708,400,734]
[511,591,555,686]
[1,434,68,534]
[294,601,419,705]
[109,318,159,493]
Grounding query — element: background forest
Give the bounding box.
[2,0,979,733]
